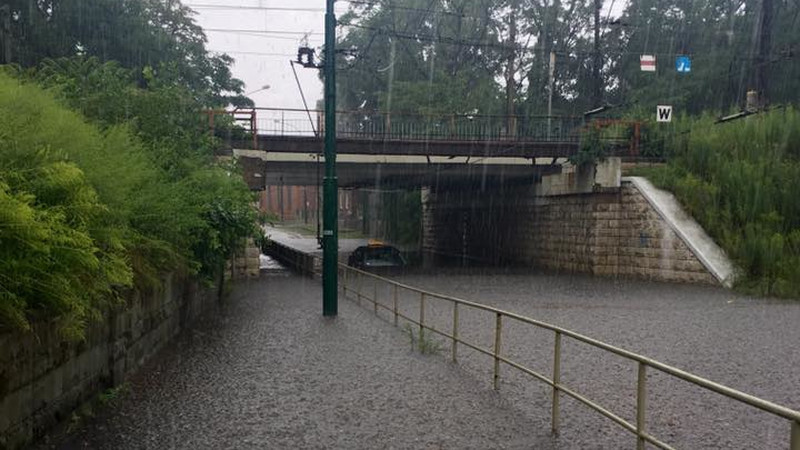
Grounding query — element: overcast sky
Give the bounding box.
[187,1,627,110]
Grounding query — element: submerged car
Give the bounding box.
[348,240,406,271]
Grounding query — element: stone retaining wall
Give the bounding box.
[0,275,218,449]
[422,180,718,285]
[525,182,716,284]
[230,238,262,280]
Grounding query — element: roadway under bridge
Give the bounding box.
[221,107,731,288]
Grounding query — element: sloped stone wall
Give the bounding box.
[524,183,716,283]
[0,275,218,449]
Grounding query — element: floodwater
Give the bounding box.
[356,269,800,449]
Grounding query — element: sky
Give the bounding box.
[187,1,628,110]
[187,1,348,110]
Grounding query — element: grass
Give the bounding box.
[403,323,443,355]
[633,108,800,298]
[65,383,131,435]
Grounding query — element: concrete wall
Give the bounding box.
[0,275,219,449]
[422,180,718,285]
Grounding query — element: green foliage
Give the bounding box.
[3,0,246,106]
[380,190,422,247]
[338,0,800,118]
[572,126,612,166]
[403,323,443,355]
[0,77,133,337]
[646,108,800,297]
[336,0,505,114]
[0,67,256,337]
[97,383,131,408]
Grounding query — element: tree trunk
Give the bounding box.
[756,0,773,106]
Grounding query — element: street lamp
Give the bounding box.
[246,84,271,96]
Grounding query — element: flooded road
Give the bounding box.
[263,227,800,448]
[45,244,799,449]
[351,269,800,449]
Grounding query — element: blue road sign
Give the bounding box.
[676,56,691,73]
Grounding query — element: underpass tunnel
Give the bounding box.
[422,184,533,268]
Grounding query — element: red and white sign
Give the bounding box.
[640,55,656,72]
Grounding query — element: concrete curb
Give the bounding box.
[623,176,736,287]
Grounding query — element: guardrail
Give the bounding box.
[336,262,800,450]
[205,107,644,156]
[252,107,587,143]
[263,240,317,277]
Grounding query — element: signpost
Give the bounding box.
[676,55,691,73]
[657,105,673,123]
[323,0,338,316]
[640,55,656,72]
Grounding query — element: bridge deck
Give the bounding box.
[243,135,585,158]
[215,108,639,158]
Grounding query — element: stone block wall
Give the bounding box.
[229,238,261,280]
[422,180,718,285]
[523,183,716,284]
[0,275,218,449]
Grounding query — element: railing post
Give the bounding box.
[637,362,647,450]
[419,293,425,338]
[791,420,800,450]
[393,284,399,327]
[451,302,459,363]
[493,312,502,390]
[552,331,562,435]
[373,281,378,315]
[356,271,362,305]
[343,267,348,294]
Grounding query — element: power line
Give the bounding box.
[341,22,511,51]
[208,49,297,58]
[186,1,485,19]
[203,28,323,37]
[187,4,328,12]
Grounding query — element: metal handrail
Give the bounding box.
[250,106,583,120]
[337,262,800,450]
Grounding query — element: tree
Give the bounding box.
[335,0,506,115]
[3,0,246,106]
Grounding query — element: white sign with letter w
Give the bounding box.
[656,105,673,123]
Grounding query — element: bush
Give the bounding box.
[0,70,256,338]
[643,108,800,297]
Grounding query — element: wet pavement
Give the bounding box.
[360,269,800,449]
[38,265,800,449]
[40,270,559,449]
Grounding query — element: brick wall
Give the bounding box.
[422,181,718,285]
[0,275,218,449]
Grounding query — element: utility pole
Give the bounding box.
[322,0,339,317]
[755,0,773,106]
[592,0,603,108]
[505,1,518,135]
[547,51,555,140]
[0,5,11,65]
